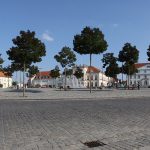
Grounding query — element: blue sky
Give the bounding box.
[0,0,150,72]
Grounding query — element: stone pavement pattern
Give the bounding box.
[1,98,150,149]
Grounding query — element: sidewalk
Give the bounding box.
[0,88,150,100]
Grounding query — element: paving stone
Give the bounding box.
[0,92,150,149]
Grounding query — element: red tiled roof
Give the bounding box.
[0,71,11,77]
[135,63,150,68]
[86,66,101,73]
[35,71,51,78]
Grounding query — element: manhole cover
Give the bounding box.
[83,140,106,148]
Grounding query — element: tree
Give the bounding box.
[0,54,4,71]
[74,67,84,79]
[7,30,46,96]
[28,65,39,78]
[102,53,120,80]
[147,45,150,61]
[54,46,76,90]
[73,26,108,92]
[50,66,60,87]
[118,43,139,88]
[63,68,73,77]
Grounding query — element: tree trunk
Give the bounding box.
[90,54,92,93]
[64,67,67,91]
[23,62,25,97]
[102,66,103,88]
[20,71,21,89]
[122,62,123,83]
[128,67,130,90]
[53,78,54,88]
[55,78,56,88]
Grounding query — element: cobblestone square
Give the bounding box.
[1,95,150,149]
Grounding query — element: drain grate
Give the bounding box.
[83,140,106,148]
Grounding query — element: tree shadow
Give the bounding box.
[4,89,43,93]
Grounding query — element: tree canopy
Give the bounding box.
[102,53,120,79]
[147,45,150,61]
[28,65,39,77]
[118,43,139,75]
[73,26,108,55]
[54,46,76,68]
[74,67,84,79]
[0,54,4,71]
[50,66,60,79]
[7,30,46,69]
[63,68,73,77]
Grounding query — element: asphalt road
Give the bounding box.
[1,98,150,150]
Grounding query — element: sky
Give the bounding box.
[0,0,150,73]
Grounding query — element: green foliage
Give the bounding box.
[102,53,120,79]
[118,43,139,75]
[147,45,150,61]
[10,63,28,71]
[0,54,4,64]
[54,46,76,68]
[50,67,60,79]
[7,30,46,70]
[73,26,108,55]
[2,66,13,77]
[73,27,108,92]
[63,68,73,76]
[0,54,4,70]
[122,63,138,75]
[28,65,39,77]
[74,67,84,79]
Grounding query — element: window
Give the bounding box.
[144,70,147,73]
[95,75,98,80]
[138,75,140,79]
[130,75,132,79]
[145,75,147,78]
[95,82,97,87]
[87,76,89,80]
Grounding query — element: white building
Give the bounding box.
[0,71,12,88]
[79,65,112,88]
[129,63,150,87]
[29,66,111,88]
[29,71,52,87]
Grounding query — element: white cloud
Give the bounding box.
[42,32,54,42]
[112,23,119,28]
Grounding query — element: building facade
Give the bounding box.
[0,71,12,88]
[29,71,53,87]
[79,65,111,88]
[29,66,111,88]
[129,63,150,87]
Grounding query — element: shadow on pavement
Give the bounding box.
[4,89,43,93]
